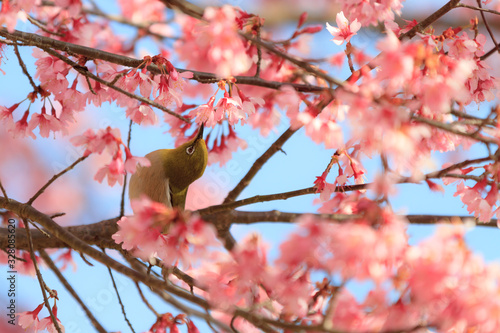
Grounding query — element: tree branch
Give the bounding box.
[2,205,497,251]
[0,28,327,93]
[401,0,461,39]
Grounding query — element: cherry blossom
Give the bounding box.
[0,103,19,130]
[337,0,404,27]
[326,11,361,45]
[38,304,65,333]
[28,106,63,138]
[126,104,158,126]
[11,110,36,139]
[71,126,122,156]
[17,303,44,331]
[189,96,217,127]
[175,5,253,77]
[113,197,221,268]
[94,154,125,186]
[207,127,248,166]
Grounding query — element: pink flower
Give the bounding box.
[17,303,44,331]
[38,304,65,333]
[113,197,221,267]
[337,0,404,27]
[0,102,19,130]
[56,249,77,272]
[454,180,497,222]
[33,49,70,98]
[28,107,63,138]
[124,147,151,174]
[126,104,158,126]
[70,128,97,156]
[189,96,217,127]
[11,110,36,139]
[175,5,252,77]
[94,154,125,186]
[71,127,122,156]
[326,11,361,45]
[215,92,246,126]
[207,128,247,166]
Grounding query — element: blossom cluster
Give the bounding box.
[175,5,253,78]
[18,302,64,333]
[112,196,222,268]
[71,126,150,186]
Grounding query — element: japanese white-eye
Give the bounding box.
[128,125,208,210]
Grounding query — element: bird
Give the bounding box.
[128,124,208,210]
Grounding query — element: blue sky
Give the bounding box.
[1,0,500,332]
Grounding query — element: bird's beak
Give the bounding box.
[194,124,204,143]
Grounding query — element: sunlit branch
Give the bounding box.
[160,0,204,20]
[401,0,461,39]
[216,184,367,215]
[0,29,327,93]
[241,33,344,88]
[26,14,65,37]
[423,156,493,179]
[38,249,107,333]
[1,204,498,252]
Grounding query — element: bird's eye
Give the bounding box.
[186,145,195,155]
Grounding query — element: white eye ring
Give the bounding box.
[186,146,195,155]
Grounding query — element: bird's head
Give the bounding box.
[168,124,208,190]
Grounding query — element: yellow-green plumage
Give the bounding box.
[128,126,208,209]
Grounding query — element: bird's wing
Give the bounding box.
[165,178,173,208]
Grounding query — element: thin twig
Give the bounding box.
[39,249,107,333]
[200,185,365,215]
[476,0,500,55]
[242,32,344,88]
[412,115,498,145]
[224,93,333,204]
[120,120,133,217]
[457,3,500,16]
[24,219,63,333]
[104,248,136,333]
[27,156,88,205]
[13,43,38,92]
[401,0,461,39]
[223,127,298,203]
[254,23,262,78]
[135,282,160,317]
[0,178,8,199]
[26,15,65,37]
